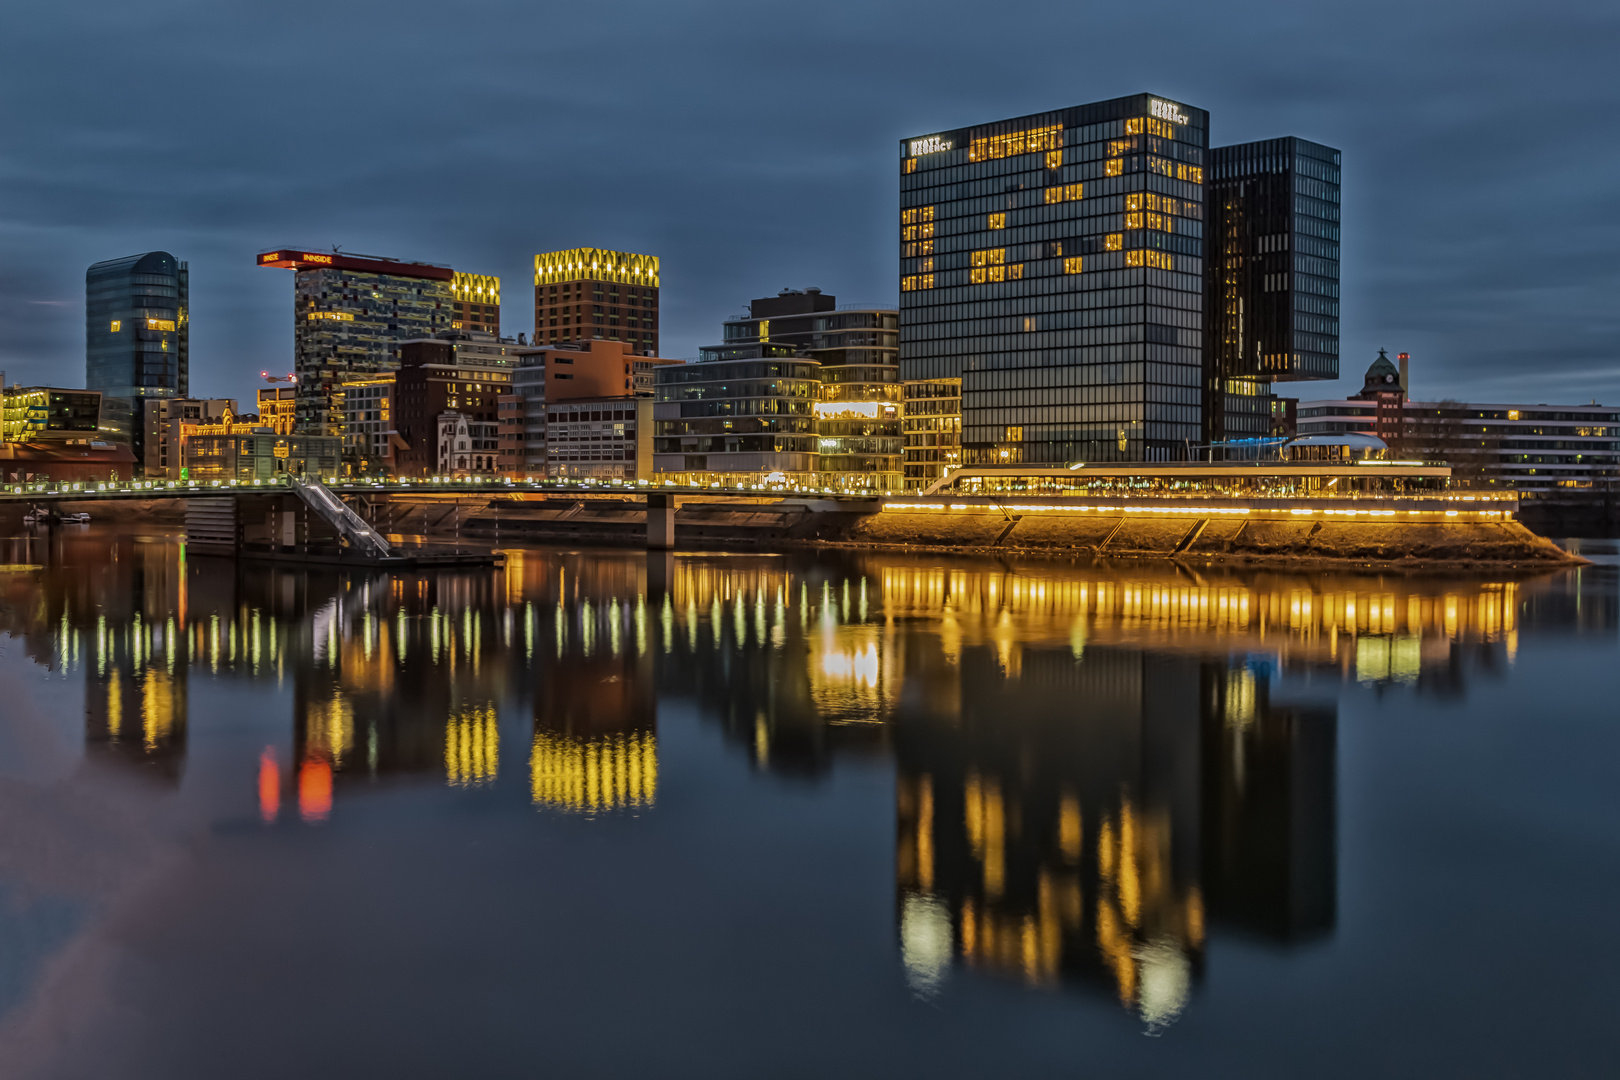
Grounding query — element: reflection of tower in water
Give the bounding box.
[894,635,1337,1029]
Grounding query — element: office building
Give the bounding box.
[257,248,454,436]
[1206,137,1341,443]
[900,94,1210,469]
[257,387,297,435]
[336,375,396,477]
[142,398,234,478]
[717,289,903,492]
[85,251,189,460]
[534,248,659,353]
[497,393,526,476]
[2,387,102,443]
[545,397,653,481]
[1294,351,1620,494]
[505,339,673,478]
[653,356,822,485]
[391,335,514,477]
[451,272,500,334]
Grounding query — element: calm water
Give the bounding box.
[1,526,1617,1079]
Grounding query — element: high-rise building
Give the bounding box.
[715,288,903,492]
[256,249,454,436]
[86,251,189,460]
[900,94,1210,469]
[534,248,659,354]
[451,272,500,334]
[1206,137,1341,444]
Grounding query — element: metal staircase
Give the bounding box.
[288,477,393,559]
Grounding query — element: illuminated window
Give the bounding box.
[902,223,935,241]
[1063,257,1083,274]
[1146,212,1171,233]
[1507,410,1520,420]
[1125,212,1143,229]
[901,206,935,224]
[1145,117,1175,138]
[1125,250,1174,269]
[1008,264,1023,279]
[1105,159,1123,177]
[901,274,936,291]
[970,249,1006,267]
[919,258,934,272]
[904,240,935,257]
[1045,150,1062,169]
[1044,182,1083,205]
[969,266,1007,284]
[145,318,177,331]
[109,320,121,332]
[987,212,1006,229]
[1148,156,1174,177]
[1177,163,1204,184]
[1004,426,1023,441]
[1107,138,1136,157]
[1105,234,1123,251]
[1125,118,1143,135]
[968,124,1062,162]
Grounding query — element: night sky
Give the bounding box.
[2,0,1616,410]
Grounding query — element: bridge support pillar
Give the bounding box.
[646,492,676,550]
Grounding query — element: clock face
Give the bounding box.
[1384,374,1395,383]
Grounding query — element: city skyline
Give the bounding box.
[2,2,1614,415]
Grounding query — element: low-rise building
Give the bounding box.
[336,375,395,477]
[257,387,297,435]
[3,387,103,444]
[653,354,821,486]
[143,397,234,478]
[1292,351,1620,495]
[436,412,500,477]
[545,396,652,481]
[181,410,341,482]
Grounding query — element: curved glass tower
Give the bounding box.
[85,251,189,456]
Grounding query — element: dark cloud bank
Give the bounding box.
[1,0,1616,409]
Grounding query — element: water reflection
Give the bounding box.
[1,528,1612,1034]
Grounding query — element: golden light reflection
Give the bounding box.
[530,730,657,813]
[446,703,499,787]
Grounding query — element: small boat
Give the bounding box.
[65,512,91,524]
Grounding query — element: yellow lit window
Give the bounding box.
[904,158,917,173]
[1127,193,1143,211]
[1507,410,1520,420]
[1107,138,1136,157]
[1004,425,1023,441]
[1149,156,1174,177]
[1065,182,1082,200]
[970,249,1006,267]
[1125,118,1143,135]
[1125,250,1174,270]
[969,266,1008,284]
[1007,264,1023,280]
[1145,117,1175,138]
[901,206,935,224]
[1063,257,1084,274]
[1125,212,1143,229]
[145,318,177,331]
[901,274,936,291]
[902,223,935,241]
[988,212,1006,229]
[918,258,934,272]
[1046,150,1062,169]
[904,240,935,257]
[1106,159,1124,177]
[109,320,121,332]
[1177,163,1204,184]
[1147,212,1171,233]
[1105,234,1123,251]
[968,124,1062,162]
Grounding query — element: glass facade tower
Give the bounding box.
[900,93,1209,467]
[1206,137,1341,443]
[85,251,188,454]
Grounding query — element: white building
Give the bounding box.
[436,411,499,476]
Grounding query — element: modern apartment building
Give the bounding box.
[86,251,188,459]
[1,387,102,443]
[451,272,500,334]
[336,375,395,477]
[653,356,822,485]
[1206,137,1341,442]
[900,94,1210,468]
[534,248,659,353]
[257,248,454,436]
[716,289,903,492]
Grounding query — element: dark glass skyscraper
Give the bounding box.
[1206,137,1341,443]
[85,251,189,453]
[900,93,1209,470]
